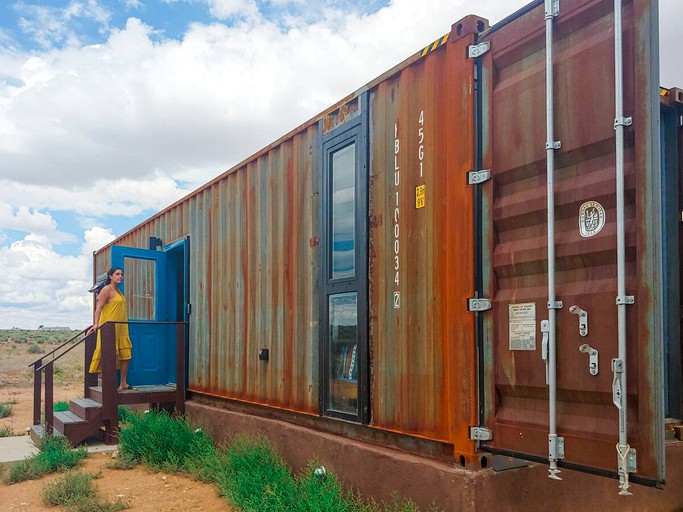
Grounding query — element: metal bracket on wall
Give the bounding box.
[614,116,633,128]
[616,295,634,305]
[467,169,491,185]
[468,298,492,312]
[469,426,493,441]
[467,42,490,59]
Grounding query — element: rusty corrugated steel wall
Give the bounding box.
[368,24,479,457]
[96,125,320,414]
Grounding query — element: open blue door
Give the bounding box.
[111,245,173,386]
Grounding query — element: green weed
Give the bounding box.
[117,410,214,472]
[0,425,14,437]
[116,411,426,512]
[4,435,87,484]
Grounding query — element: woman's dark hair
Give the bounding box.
[105,267,123,285]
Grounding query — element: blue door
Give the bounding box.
[111,245,172,386]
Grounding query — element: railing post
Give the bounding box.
[33,358,42,426]
[84,331,98,396]
[175,323,186,414]
[45,363,54,434]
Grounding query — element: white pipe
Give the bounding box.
[544,0,563,481]
[613,0,633,496]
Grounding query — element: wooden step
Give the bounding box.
[29,424,65,445]
[70,398,102,420]
[53,411,87,431]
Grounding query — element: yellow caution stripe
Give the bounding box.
[421,33,450,57]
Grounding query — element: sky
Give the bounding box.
[0,0,681,330]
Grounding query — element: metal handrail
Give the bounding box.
[29,327,90,369]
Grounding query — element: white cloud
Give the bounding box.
[206,0,259,20]
[0,226,115,329]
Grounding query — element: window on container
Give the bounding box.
[330,143,356,280]
[123,256,156,320]
[328,292,358,414]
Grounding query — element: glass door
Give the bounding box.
[320,100,368,423]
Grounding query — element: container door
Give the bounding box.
[111,245,173,386]
[477,0,664,484]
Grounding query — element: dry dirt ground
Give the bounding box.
[0,336,234,512]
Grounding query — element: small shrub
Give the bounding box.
[27,343,44,354]
[41,472,130,511]
[4,435,87,484]
[0,402,13,418]
[41,472,98,506]
[54,401,70,412]
[0,425,13,437]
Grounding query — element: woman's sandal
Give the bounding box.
[118,385,135,391]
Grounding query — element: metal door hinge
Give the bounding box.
[545,0,560,19]
[467,169,491,185]
[468,298,492,312]
[469,426,493,441]
[468,42,490,59]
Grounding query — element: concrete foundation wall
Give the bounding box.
[186,400,683,511]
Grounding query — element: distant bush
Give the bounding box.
[27,343,44,354]
[0,402,13,418]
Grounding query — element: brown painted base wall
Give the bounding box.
[186,401,683,512]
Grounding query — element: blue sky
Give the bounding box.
[0,0,681,329]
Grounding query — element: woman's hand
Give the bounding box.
[87,324,96,335]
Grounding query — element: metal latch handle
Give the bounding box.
[569,305,588,337]
[541,320,549,385]
[579,343,599,375]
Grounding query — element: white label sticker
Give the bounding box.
[579,201,606,238]
[509,303,536,351]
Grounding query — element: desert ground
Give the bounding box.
[0,330,233,511]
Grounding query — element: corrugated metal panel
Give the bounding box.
[480,0,663,480]
[95,125,320,414]
[368,25,479,456]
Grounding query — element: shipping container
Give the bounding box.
[93,0,681,501]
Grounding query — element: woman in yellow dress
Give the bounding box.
[87,267,134,391]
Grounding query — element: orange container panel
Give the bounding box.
[368,27,478,455]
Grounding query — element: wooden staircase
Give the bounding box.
[30,321,187,446]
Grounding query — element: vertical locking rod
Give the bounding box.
[544,0,564,481]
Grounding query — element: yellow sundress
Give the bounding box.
[88,291,133,373]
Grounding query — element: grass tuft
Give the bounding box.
[53,401,70,412]
[4,435,87,484]
[41,472,130,512]
[0,425,14,437]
